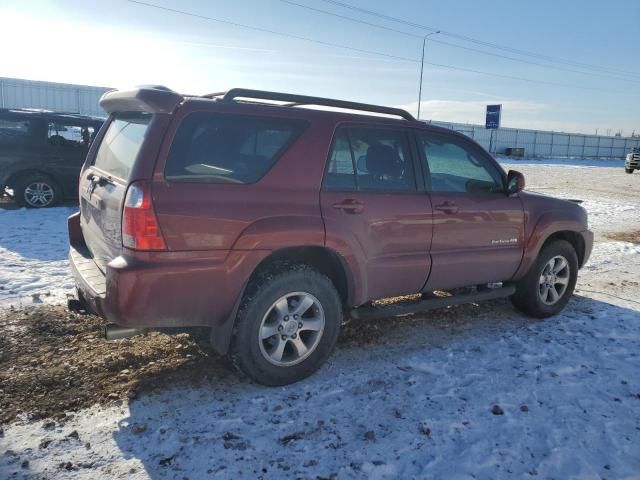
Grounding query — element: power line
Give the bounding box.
[420,60,630,93]
[125,0,639,95]
[126,0,416,63]
[318,0,640,80]
[282,0,640,84]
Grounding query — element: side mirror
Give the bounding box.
[506,170,525,195]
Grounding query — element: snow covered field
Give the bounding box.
[1,159,639,479]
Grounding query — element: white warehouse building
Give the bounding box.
[1,77,636,159]
[0,77,112,117]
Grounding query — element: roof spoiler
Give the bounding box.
[99,85,183,114]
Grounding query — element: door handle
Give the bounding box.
[434,202,459,214]
[332,199,364,214]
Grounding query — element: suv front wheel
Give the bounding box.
[511,239,578,318]
[229,263,342,386]
[14,174,60,208]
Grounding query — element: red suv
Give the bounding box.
[68,86,593,385]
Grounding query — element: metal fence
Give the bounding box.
[0,77,112,117]
[430,120,639,159]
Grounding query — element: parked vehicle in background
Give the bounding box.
[68,86,593,386]
[0,108,103,207]
[625,147,640,174]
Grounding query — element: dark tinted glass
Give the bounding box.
[421,134,503,193]
[165,112,302,184]
[94,113,151,180]
[0,117,35,146]
[48,122,96,148]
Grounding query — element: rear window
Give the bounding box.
[164,112,303,184]
[93,113,151,179]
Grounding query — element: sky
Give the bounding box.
[1,0,639,135]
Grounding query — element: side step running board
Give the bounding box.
[350,285,516,321]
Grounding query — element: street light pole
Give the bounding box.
[417,30,440,120]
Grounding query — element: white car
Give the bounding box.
[625,147,639,174]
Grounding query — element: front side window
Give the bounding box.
[421,133,503,193]
[165,112,303,184]
[93,113,151,180]
[0,117,34,146]
[47,122,96,148]
[324,126,415,192]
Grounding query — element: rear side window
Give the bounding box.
[324,132,356,190]
[324,126,416,192]
[94,113,150,180]
[0,117,35,146]
[48,122,96,148]
[165,112,303,184]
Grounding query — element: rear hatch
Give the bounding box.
[79,112,152,272]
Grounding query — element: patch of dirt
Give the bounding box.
[0,298,511,424]
[606,230,640,244]
[0,305,222,424]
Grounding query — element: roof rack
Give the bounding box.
[202,88,416,121]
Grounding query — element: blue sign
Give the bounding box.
[485,104,501,129]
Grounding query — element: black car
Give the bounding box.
[0,108,104,207]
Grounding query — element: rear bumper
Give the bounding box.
[68,212,269,332]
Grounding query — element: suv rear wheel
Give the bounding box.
[625,168,634,174]
[229,263,342,386]
[14,174,60,208]
[511,240,578,318]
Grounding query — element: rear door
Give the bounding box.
[418,131,524,291]
[320,125,432,302]
[79,112,151,271]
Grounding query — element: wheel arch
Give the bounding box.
[5,169,62,190]
[247,246,353,307]
[540,231,586,267]
[210,245,354,355]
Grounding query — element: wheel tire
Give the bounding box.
[511,239,578,318]
[229,263,342,386]
[625,168,634,174]
[14,174,60,208]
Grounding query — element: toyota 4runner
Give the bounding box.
[68,86,593,385]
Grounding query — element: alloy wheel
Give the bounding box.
[23,182,55,207]
[538,255,570,305]
[258,292,325,366]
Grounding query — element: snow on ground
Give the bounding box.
[1,159,640,479]
[0,206,77,307]
[500,158,640,238]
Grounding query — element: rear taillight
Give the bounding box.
[122,181,166,251]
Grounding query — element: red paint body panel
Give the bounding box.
[321,190,432,304]
[513,192,593,278]
[68,87,593,355]
[424,192,524,291]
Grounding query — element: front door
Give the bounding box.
[417,131,524,291]
[320,125,433,303]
